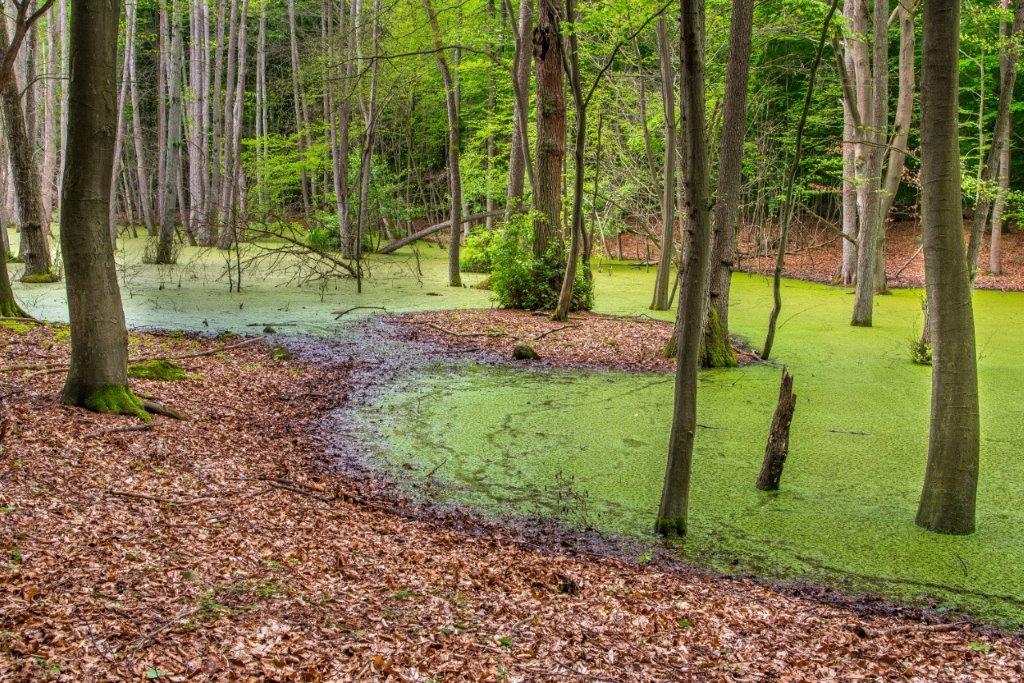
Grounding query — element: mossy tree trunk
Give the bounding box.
[656,0,713,538]
[60,0,146,420]
[0,256,26,317]
[915,0,979,535]
[701,0,752,367]
[0,18,54,282]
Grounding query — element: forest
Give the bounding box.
[1,0,1024,678]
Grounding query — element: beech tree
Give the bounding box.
[532,0,565,262]
[915,0,980,535]
[60,0,146,418]
[656,0,713,538]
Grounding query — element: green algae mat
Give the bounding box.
[374,275,1024,627]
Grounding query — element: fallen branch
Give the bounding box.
[893,245,924,279]
[333,305,388,319]
[881,620,970,637]
[420,322,513,339]
[107,489,213,507]
[378,209,504,254]
[142,400,186,420]
[531,324,579,341]
[1,336,263,374]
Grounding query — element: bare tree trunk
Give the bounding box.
[968,0,1023,278]
[41,11,58,221]
[701,0,752,366]
[217,0,248,250]
[0,18,53,281]
[756,367,796,491]
[109,0,136,242]
[989,127,1009,275]
[206,0,227,243]
[915,0,980,536]
[552,0,585,321]
[356,0,382,275]
[650,18,676,312]
[127,3,154,236]
[840,91,858,283]
[155,0,183,264]
[287,0,312,222]
[61,0,145,419]
[532,0,564,266]
[156,0,168,223]
[187,0,210,238]
[504,0,534,210]
[423,0,463,287]
[656,0,713,538]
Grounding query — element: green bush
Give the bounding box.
[460,229,497,273]
[489,214,594,312]
[307,221,340,251]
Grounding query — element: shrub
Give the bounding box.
[460,229,496,273]
[306,222,340,251]
[489,213,594,312]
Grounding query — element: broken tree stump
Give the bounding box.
[756,366,796,491]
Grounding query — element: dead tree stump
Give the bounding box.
[756,367,796,491]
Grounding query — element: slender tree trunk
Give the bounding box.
[552,0,585,321]
[187,1,210,238]
[41,12,58,222]
[156,0,183,264]
[109,0,136,243]
[656,0,713,538]
[504,0,534,210]
[0,19,53,281]
[61,0,145,418]
[915,0,980,536]
[356,0,382,272]
[989,127,1009,275]
[288,0,313,222]
[206,0,226,243]
[650,18,676,312]
[701,0,752,366]
[532,0,565,267]
[423,0,463,287]
[968,0,1023,278]
[127,6,154,237]
[840,90,858,284]
[156,0,168,223]
[218,0,248,250]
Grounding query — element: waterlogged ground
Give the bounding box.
[374,279,1024,627]
[12,228,1024,626]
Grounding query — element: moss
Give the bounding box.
[270,344,293,361]
[51,327,70,342]
[700,307,738,368]
[511,343,539,360]
[5,252,23,264]
[0,319,33,333]
[471,275,493,290]
[0,297,28,319]
[655,516,687,538]
[128,359,187,381]
[20,271,60,284]
[82,385,151,421]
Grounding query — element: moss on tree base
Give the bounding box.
[20,271,61,284]
[0,297,28,319]
[81,385,151,421]
[700,308,738,368]
[655,515,687,538]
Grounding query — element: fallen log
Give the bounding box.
[378,209,504,254]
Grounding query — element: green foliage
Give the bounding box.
[489,214,593,312]
[909,337,932,366]
[128,360,188,381]
[306,220,341,252]
[459,229,497,273]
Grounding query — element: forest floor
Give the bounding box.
[392,308,759,372]
[3,322,1024,680]
[608,221,1024,291]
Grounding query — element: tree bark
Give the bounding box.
[0,18,53,281]
[109,0,136,242]
[701,0,752,366]
[915,0,980,536]
[756,367,796,492]
[532,0,565,261]
[650,18,676,313]
[287,0,313,222]
[656,0,713,538]
[155,0,183,264]
[989,127,1009,275]
[423,0,464,287]
[61,0,145,419]
[504,0,534,209]
[969,0,1023,278]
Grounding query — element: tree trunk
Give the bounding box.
[989,127,1009,275]
[109,0,136,242]
[969,0,1023,278]
[61,0,145,419]
[552,0,585,322]
[756,367,796,492]
[915,0,980,536]
[155,0,183,264]
[424,0,463,287]
[650,18,676,312]
[504,0,534,210]
[701,0,752,366]
[287,0,313,222]
[217,0,249,251]
[127,2,154,237]
[0,19,53,282]
[656,0,713,538]
[532,0,565,261]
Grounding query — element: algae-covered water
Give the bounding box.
[375,277,1024,626]
[13,228,1024,625]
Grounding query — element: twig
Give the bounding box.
[142,400,186,420]
[333,305,388,319]
[882,620,970,636]
[893,245,924,278]
[422,322,513,339]
[107,489,214,507]
[531,324,579,341]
